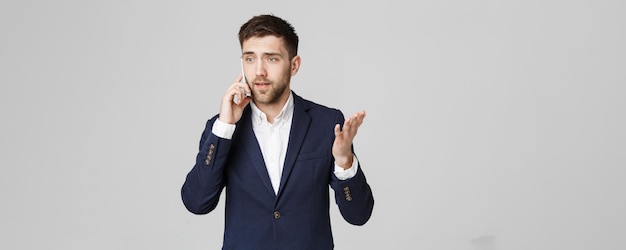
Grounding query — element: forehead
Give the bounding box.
[242,35,287,55]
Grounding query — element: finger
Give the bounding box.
[353,113,364,127]
[232,78,251,97]
[232,87,241,104]
[351,111,366,127]
[344,113,364,136]
[240,86,251,98]
[342,117,352,135]
[354,110,365,120]
[334,124,341,137]
[351,114,360,126]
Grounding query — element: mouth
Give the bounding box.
[254,82,270,89]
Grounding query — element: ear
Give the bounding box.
[290,55,301,76]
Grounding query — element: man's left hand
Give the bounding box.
[332,110,366,169]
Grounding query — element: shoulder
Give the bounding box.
[292,91,345,125]
[293,91,341,114]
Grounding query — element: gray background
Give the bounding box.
[1,0,624,249]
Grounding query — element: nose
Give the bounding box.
[254,61,267,79]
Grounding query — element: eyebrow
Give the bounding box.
[242,51,283,57]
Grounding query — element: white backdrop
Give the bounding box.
[1,1,625,249]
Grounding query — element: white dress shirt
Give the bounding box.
[212,93,358,194]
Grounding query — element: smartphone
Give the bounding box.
[240,58,248,85]
[234,58,252,104]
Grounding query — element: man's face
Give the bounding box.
[241,35,298,106]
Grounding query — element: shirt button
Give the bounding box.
[273,211,281,219]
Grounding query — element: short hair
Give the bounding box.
[238,14,299,59]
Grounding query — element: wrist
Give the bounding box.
[335,154,353,170]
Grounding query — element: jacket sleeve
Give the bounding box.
[329,111,374,225]
[181,116,232,214]
[330,160,375,225]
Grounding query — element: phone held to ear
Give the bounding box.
[234,58,252,104]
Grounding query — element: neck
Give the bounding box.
[254,91,290,124]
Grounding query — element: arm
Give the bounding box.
[330,110,374,225]
[181,116,232,214]
[331,159,374,225]
[181,75,250,214]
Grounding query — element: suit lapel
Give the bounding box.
[277,93,311,198]
[238,108,276,197]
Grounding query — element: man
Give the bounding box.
[181,14,374,249]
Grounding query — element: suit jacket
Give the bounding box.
[181,92,374,250]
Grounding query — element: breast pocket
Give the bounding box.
[293,150,333,185]
[296,150,328,162]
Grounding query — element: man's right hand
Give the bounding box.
[218,74,252,124]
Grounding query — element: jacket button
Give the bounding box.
[343,186,352,201]
[273,211,281,219]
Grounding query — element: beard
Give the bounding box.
[251,67,292,105]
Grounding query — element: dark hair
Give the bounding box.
[238,14,299,59]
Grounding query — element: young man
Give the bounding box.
[181,14,374,249]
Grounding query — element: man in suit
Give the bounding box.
[181,14,374,249]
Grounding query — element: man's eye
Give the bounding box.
[245,57,254,62]
[268,57,277,62]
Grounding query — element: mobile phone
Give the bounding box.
[233,59,251,104]
[240,58,248,85]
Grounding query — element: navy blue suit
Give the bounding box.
[182,92,374,250]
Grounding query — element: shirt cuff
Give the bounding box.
[211,119,236,139]
[334,154,359,180]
